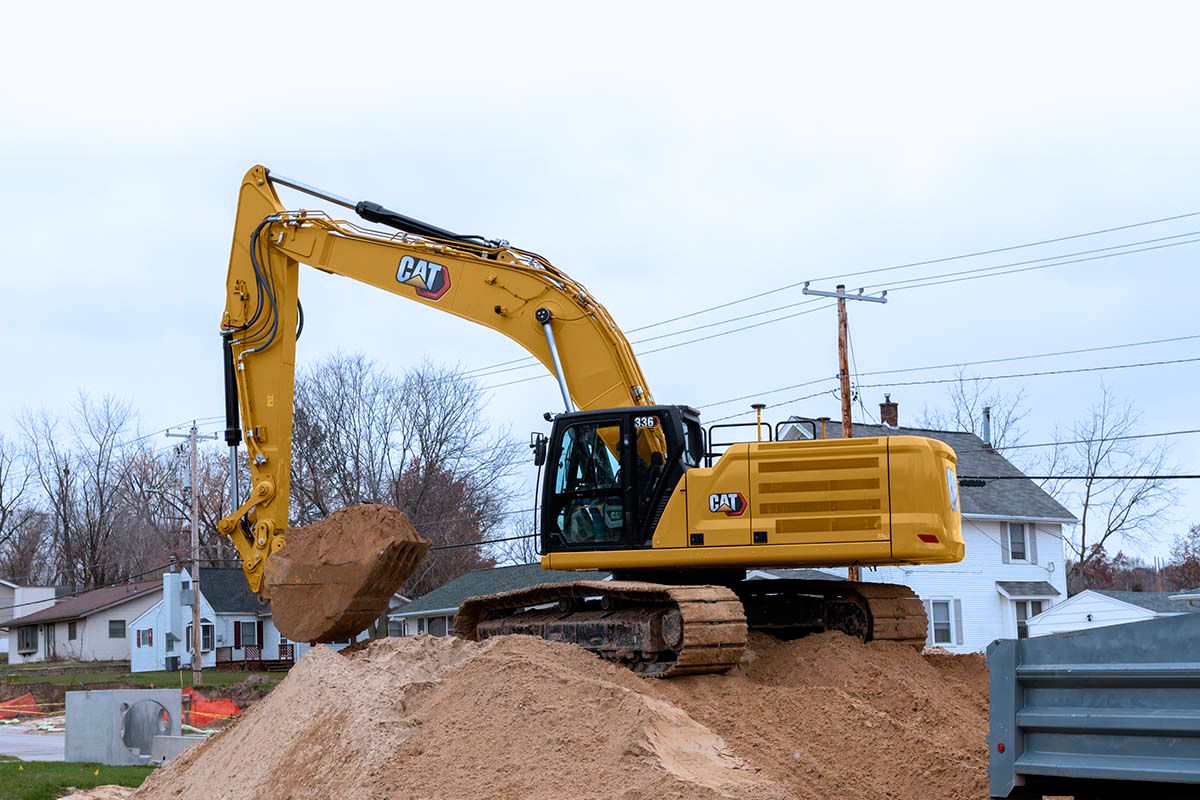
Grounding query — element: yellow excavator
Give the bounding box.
[217,165,964,676]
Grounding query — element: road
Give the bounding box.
[0,730,65,760]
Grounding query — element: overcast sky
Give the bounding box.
[1,3,1197,561]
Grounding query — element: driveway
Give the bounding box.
[0,729,66,760]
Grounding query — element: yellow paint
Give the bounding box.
[218,165,964,593]
[545,435,963,572]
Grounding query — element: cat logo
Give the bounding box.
[396,255,451,300]
[708,492,746,517]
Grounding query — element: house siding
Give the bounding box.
[860,519,1068,653]
[129,569,321,672]
[1026,590,1161,637]
[0,584,56,653]
[9,592,157,664]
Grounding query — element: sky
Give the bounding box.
[1,2,1197,562]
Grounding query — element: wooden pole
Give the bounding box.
[836,285,853,440]
[190,423,203,689]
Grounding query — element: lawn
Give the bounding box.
[0,669,282,689]
[0,761,153,800]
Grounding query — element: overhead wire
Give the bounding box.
[457,209,1200,384]
[624,209,1200,333]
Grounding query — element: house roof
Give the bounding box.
[392,563,610,617]
[996,580,1061,598]
[806,422,1077,523]
[750,568,845,581]
[1094,590,1200,614]
[12,579,160,626]
[197,568,269,614]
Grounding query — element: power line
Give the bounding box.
[856,355,1200,391]
[856,333,1200,380]
[624,209,1200,333]
[876,237,1200,294]
[462,210,1200,384]
[962,428,1200,453]
[864,230,1200,291]
[702,355,1200,423]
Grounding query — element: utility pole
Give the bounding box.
[167,422,219,687]
[801,283,887,581]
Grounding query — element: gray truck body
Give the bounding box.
[988,612,1200,798]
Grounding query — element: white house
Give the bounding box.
[8,579,160,664]
[783,403,1076,654]
[129,567,317,673]
[0,579,59,652]
[1026,589,1200,638]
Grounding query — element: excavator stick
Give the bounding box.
[262,505,430,643]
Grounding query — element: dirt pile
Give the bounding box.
[264,504,429,642]
[134,632,987,800]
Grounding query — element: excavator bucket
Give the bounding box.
[262,504,430,643]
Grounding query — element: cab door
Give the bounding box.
[543,417,633,550]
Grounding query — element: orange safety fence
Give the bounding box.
[0,692,40,720]
[182,688,241,723]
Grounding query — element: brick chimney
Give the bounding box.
[879,394,898,428]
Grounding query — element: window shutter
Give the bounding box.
[1001,526,1011,564]
[149,629,153,647]
[234,622,241,649]
[953,599,965,646]
[923,600,934,646]
[257,620,264,648]
[1028,524,1039,565]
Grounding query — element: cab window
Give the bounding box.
[552,421,624,546]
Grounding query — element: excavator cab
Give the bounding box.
[539,405,701,553]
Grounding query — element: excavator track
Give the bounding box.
[454,580,747,677]
[734,578,929,648]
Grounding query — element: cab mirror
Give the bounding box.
[530,432,548,467]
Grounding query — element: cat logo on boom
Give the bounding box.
[708,492,746,517]
[396,255,451,300]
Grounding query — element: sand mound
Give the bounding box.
[135,633,988,800]
[264,504,429,642]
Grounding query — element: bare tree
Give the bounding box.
[919,369,1028,454]
[289,355,522,595]
[0,433,35,553]
[0,511,55,585]
[20,394,141,589]
[1045,385,1177,587]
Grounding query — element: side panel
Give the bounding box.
[749,437,890,546]
[683,447,752,546]
[989,614,1200,797]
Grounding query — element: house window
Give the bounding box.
[417,618,426,634]
[68,621,77,641]
[240,621,258,647]
[109,620,126,639]
[1014,600,1046,639]
[186,621,215,652]
[17,626,37,653]
[930,601,953,644]
[1008,523,1027,561]
[166,633,175,653]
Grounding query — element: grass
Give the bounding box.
[0,761,153,800]
[0,668,282,689]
